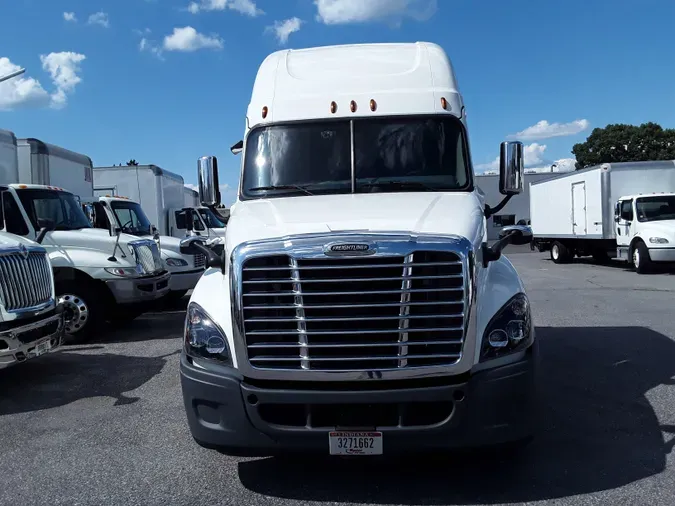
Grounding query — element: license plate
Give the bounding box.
[32,339,51,357]
[329,431,382,456]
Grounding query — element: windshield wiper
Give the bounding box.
[249,185,315,196]
[358,180,439,191]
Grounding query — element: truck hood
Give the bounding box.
[642,220,675,241]
[226,192,485,252]
[40,228,146,267]
[0,231,41,248]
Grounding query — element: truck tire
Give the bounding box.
[550,241,570,264]
[632,241,653,274]
[57,281,104,343]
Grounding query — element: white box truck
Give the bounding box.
[0,129,65,368]
[177,41,537,457]
[184,186,199,207]
[93,165,227,240]
[1,133,170,342]
[530,161,675,273]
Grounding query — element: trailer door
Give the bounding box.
[572,181,587,235]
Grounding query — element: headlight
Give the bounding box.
[105,266,142,277]
[165,257,189,267]
[649,237,669,244]
[480,293,533,362]
[185,303,232,365]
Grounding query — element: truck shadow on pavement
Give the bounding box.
[238,326,675,504]
[0,349,180,415]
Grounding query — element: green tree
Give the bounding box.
[126,159,139,166]
[572,122,675,169]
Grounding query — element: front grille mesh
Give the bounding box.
[132,242,163,274]
[194,254,206,269]
[0,251,52,311]
[241,251,466,371]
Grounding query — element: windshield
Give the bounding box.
[241,116,471,200]
[17,189,92,231]
[198,207,226,228]
[111,201,153,236]
[636,196,675,222]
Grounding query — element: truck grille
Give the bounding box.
[241,251,466,371]
[194,254,206,269]
[0,251,53,311]
[131,241,163,275]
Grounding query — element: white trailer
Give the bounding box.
[530,160,675,272]
[17,138,93,197]
[184,186,199,207]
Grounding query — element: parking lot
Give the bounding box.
[1,247,674,506]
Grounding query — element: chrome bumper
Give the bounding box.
[0,312,65,370]
[649,247,675,263]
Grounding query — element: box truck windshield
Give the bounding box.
[636,195,675,222]
[197,207,225,228]
[241,116,470,200]
[109,200,153,236]
[17,189,91,231]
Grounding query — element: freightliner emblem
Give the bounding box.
[18,243,29,260]
[324,242,376,256]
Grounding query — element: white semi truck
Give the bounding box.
[177,42,536,456]
[530,160,675,273]
[82,194,206,300]
[93,165,227,240]
[0,132,170,342]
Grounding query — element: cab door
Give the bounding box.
[615,199,634,257]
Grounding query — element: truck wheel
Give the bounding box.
[57,281,103,343]
[632,241,653,274]
[550,241,570,264]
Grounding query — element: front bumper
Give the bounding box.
[649,247,675,262]
[0,309,65,370]
[168,268,204,292]
[105,271,171,304]
[180,342,538,455]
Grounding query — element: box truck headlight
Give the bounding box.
[185,303,232,365]
[165,257,189,267]
[649,237,669,244]
[480,293,532,362]
[105,266,142,277]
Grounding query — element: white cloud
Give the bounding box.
[87,11,110,28]
[0,52,85,110]
[314,0,437,25]
[508,119,590,141]
[0,57,50,110]
[476,142,549,172]
[266,17,302,45]
[40,52,87,109]
[187,0,263,16]
[163,26,224,52]
[63,12,77,22]
[139,38,164,60]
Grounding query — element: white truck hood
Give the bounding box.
[0,231,42,248]
[642,220,675,244]
[226,192,485,252]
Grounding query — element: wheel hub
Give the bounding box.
[633,248,640,268]
[59,294,89,335]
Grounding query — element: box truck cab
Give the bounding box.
[178,42,536,456]
[93,165,226,240]
[84,195,207,300]
[615,192,675,272]
[0,230,65,369]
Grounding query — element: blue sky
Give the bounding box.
[2,0,675,205]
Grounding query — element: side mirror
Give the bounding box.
[198,156,221,207]
[614,215,620,223]
[180,236,224,271]
[482,225,532,266]
[505,225,533,246]
[499,141,524,195]
[35,218,55,244]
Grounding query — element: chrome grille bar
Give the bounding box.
[240,249,466,372]
[0,251,52,311]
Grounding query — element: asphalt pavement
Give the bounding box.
[1,247,675,506]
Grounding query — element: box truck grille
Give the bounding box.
[241,252,466,371]
[194,254,206,269]
[131,241,163,275]
[0,251,53,311]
